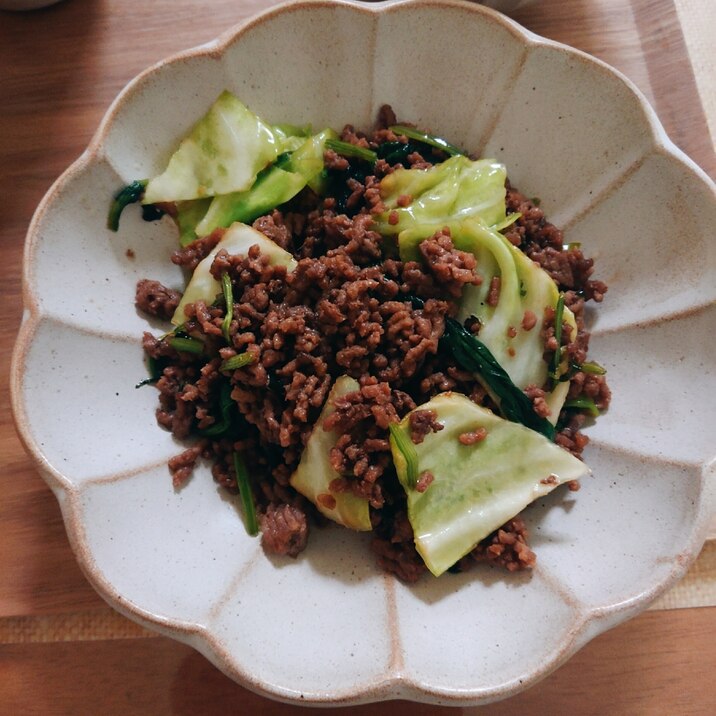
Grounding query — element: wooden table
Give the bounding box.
[1,0,714,713]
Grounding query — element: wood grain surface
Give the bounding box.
[1,0,714,713]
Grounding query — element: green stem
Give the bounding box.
[388,124,464,157]
[233,452,259,536]
[389,423,420,489]
[221,273,233,343]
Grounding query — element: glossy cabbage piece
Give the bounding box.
[175,198,212,247]
[374,156,507,236]
[143,91,285,203]
[171,222,297,325]
[390,393,589,577]
[290,376,372,530]
[194,128,337,237]
[400,218,576,422]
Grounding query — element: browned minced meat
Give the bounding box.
[171,228,224,270]
[136,108,610,579]
[408,409,444,445]
[415,470,434,493]
[135,279,181,320]
[168,445,204,489]
[457,518,536,572]
[458,428,487,445]
[259,503,309,558]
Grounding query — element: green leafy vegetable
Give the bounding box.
[564,397,600,416]
[220,351,255,372]
[443,317,556,440]
[175,199,212,247]
[233,452,259,536]
[135,355,161,389]
[388,423,420,489]
[221,273,233,343]
[390,393,589,577]
[194,128,337,236]
[580,361,607,375]
[169,336,204,354]
[107,180,147,231]
[375,156,507,236]
[290,376,371,530]
[428,219,577,423]
[200,381,235,437]
[143,91,284,203]
[388,124,464,157]
[324,138,378,164]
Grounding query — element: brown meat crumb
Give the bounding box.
[415,470,434,493]
[135,279,181,321]
[522,309,537,331]
[458,428,487,445]
[260,503,309,558]
[487,276,501,307]
[408,409,444,445]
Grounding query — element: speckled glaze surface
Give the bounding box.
[10,0,716,706]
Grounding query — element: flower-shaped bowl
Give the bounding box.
[11,0,716,706]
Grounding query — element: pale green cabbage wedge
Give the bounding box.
[374,156,507,236]
[194,128,337,237]
[171,222,297,325]
[143,91,284,203]
[175,198,212,247]
[290,376,372,531]
[390,393,589,577]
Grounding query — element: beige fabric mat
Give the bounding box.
[675,0,716,148]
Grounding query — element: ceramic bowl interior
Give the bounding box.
[11,0,716,706]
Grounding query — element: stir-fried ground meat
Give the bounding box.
[136,109,610,581]
[135,279,181,320]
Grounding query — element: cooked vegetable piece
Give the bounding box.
[388,423,419,489]
[388,124,464,157]
[454,220,576,391]
[194,128,337,236]
[374,156,507,235]
[176,199,212,247]
[143,91,284,203]
[171,222,297,325]
[220,273,233,342]
[220,351,255,371]
[404,218,576,424]
[390,393,589,576]
[233,452,259,536]
[442,318,556,439]
[324,138,377,164]
[290,376,371,531]
[107,180,147,231]
[200,381,235,437]
[564,397,600,416]
[169,336,204,354]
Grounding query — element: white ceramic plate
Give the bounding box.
[11,0,716,706]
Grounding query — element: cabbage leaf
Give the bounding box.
[143,91,286,203]
[290,375,372,531]
[389,393,589,576]
[171,222,297,325]
[374,156,507,236]
[194,128,337,236]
